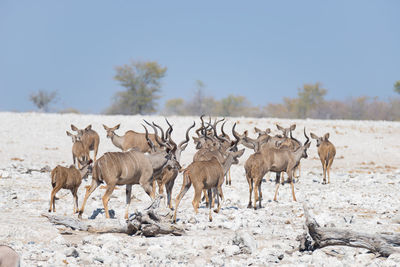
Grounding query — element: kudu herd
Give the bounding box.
[49,115,336,223]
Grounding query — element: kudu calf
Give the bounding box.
[49,160,92,213]
[310,132,336,184]
[103,123,160,152]
[78,125,178,219]
[244,129,311,209]
[71,124,100,162]
[66,131,89,168]
[173,124,245,222]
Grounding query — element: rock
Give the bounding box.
[232,230,257,254]
[388,253,400,263]
[391,215,400,224]
[224,245,240,256]
[210,256,224,266]
[146,245,169,259]
[65,248,79,258]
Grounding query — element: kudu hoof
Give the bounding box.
[247,203,252,209]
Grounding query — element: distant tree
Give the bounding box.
[163,98,186,115]
[186,80,217,115]
[394,80,400,94]
[29,90,57,112]
[296,82,327,118]
[264,97,298,118]
[215,94,250,117]
[106,60,167,115]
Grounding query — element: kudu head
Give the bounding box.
[310,132,330,147]
[66,131,81,143]
[299,128,311,159]
[169,121,195,163]
[80,159,93,178]
[276,124,296,138]
[71,124,92,138]
[103,124,120,139]
[229,123,245,164]
[143,121,180,170]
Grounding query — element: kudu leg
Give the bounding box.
[173,174,191,223]
[320,158,327,184]
[165,179,175,209]
[246,175,253,208]
[203,189,209,206]
[192,187,202,214]
[327,158,334,184]
[289,170,297,201]
[214,187,222,213]
[102,184,116,219]
[273,172,281,202]
[207,189,213,222]
[124,184,133,219]
[253,180,259,210]
[257,179,262,209]
[49,186,62,212]
[225,168,231,186]
[78,179,100,219]
[72,188,79,213]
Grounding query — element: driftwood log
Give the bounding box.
[42,196,184,237]
[299,204,400,257]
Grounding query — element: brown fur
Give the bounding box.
[244,130,311,209]
[103,124,159,152]
[66,131,89,168]
[173,147,244,223]
[0,245,20,267]
[71,124,100,161]
[49,161,91,213]
[310,132,336,184]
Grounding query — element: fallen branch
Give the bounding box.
[299,203,400,257]
[42,196,184,237]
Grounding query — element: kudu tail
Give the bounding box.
[50,167,59,188]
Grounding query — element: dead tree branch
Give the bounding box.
[299,203,400,257]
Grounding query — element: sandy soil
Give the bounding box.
[1,112,400,266]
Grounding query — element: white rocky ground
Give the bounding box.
[0,112,400,266]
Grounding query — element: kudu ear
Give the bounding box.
[310,133,318,139]
[254,127,261,133]
[265,128,271,134]
[66,131,72,136]
[237,148,245,157]
[276,124,284,131]
[103,124,109,130]
[305,142,311,149]
[71,124,78,131]
[114,124,120,130]
[324,133,330,141]
[290,124,296,131]
[85,125,92,131]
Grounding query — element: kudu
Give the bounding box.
[310,132,336,184]
[66,131,89,168]
[234,126,272,152]
[173,125,244,222]
[103,123,160,152]
[275,124,302,182]
[244,129,311,209]
[150,120,195,209]
[71,124,100,162]
[49,160,92,213]
[78,124,178,219]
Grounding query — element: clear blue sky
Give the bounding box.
[1,1,399,113]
